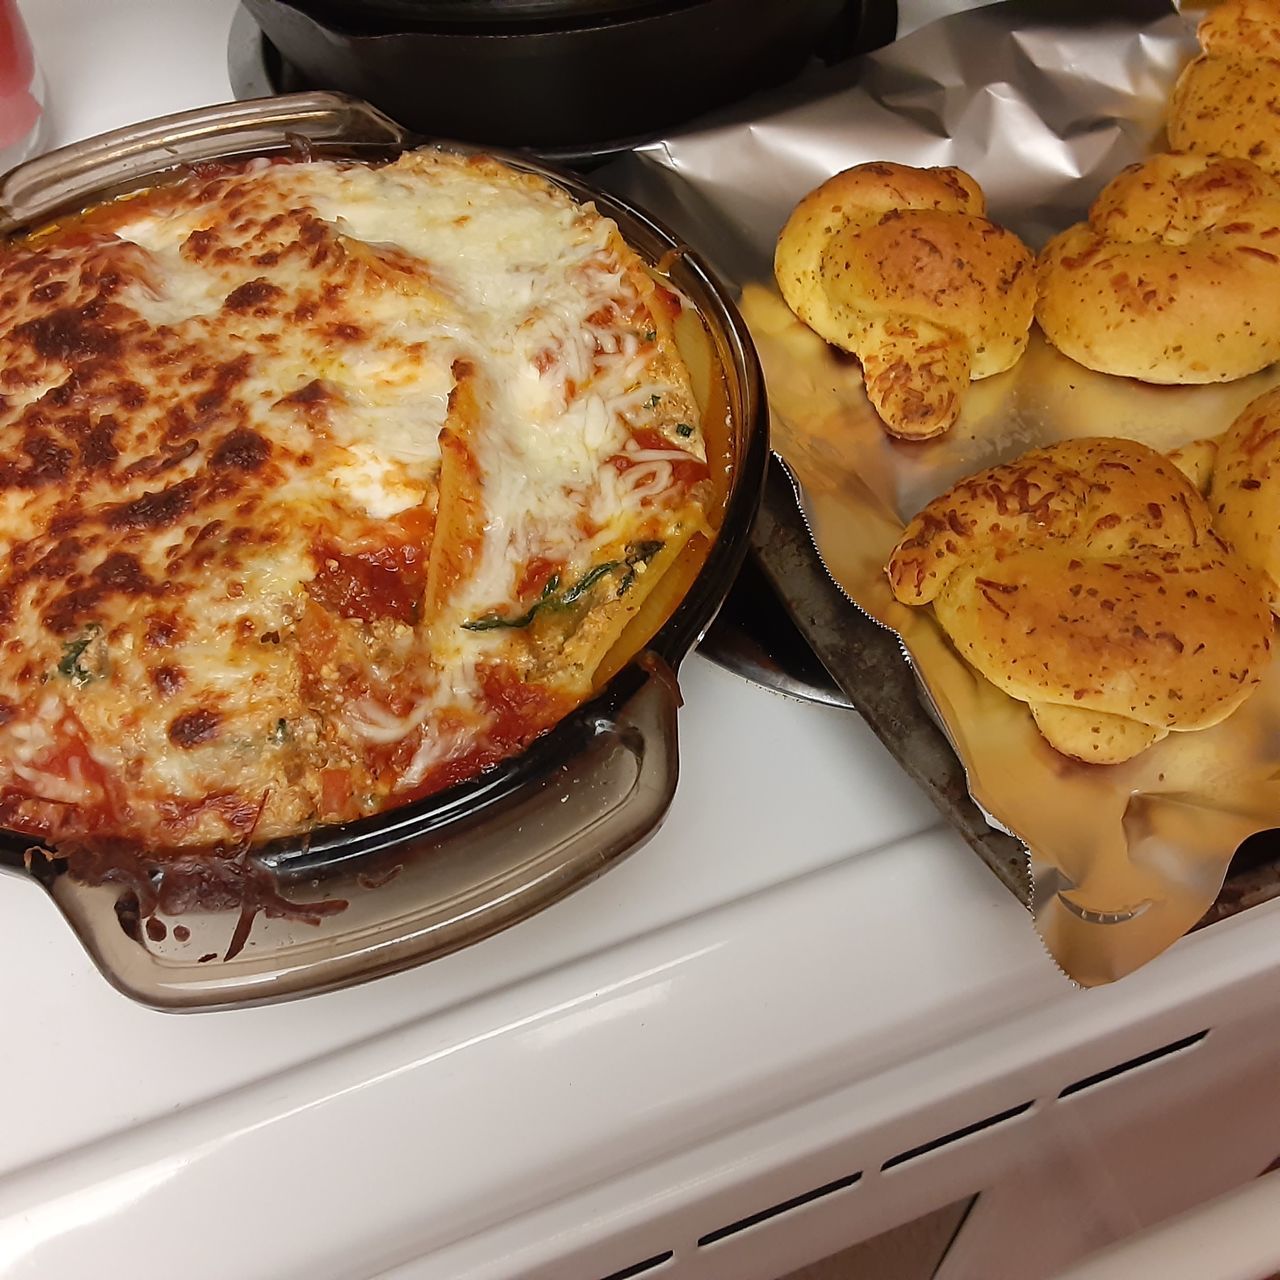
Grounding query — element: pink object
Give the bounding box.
[0,0,40,153]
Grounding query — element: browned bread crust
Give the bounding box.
[1210,385,1280,613]
[1036,152,1280,383]
[887,438,1273,763]
[774,162,1035,440]
[1169,0,1280,173]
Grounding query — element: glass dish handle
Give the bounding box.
[0,91,408,232]
[41,660,682,1010]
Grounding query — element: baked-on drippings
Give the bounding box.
[0,150,712,853]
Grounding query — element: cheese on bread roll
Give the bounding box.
[887,438,1273,764]
[774,162,1035,440]
[1209,385,1280,613]
[1169,0,1280,174]
[1036,153,1280,384]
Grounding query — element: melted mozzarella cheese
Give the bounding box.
[0,149,709,848]
[331,444,429,520]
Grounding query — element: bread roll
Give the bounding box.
[1167,436,1220,494]
[774,162,1035,440]
[1209,385,1280,612]
[887,438,1273,763]
[1036,152,1280,383]
[1169,0,1280,173]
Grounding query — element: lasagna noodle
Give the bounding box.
[552,526,705,691]
[424,365,487,627]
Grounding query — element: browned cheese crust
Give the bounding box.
[1036,152,1280,383]
[0,152,710,855]
[1210,385,1280,613]
[773,161,1035,440]
[886,438,1274,764]
[1169,0,1280,174]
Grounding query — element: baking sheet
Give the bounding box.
[597,0,1280,984]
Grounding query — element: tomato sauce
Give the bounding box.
[308,542,426,626]
[307,513,430,625]
[400,664,572,803]
[318,768,353,818]
[516,556,561,598]
[612,427,710,491]
[0,709,123,840]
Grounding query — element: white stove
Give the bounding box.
[4,3,1280,1279]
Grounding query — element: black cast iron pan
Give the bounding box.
[291,0,711,29]
[241,0,881,149]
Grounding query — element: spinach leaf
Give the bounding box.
[57,623,106,688]
[462,575,561,632]
[461,552,638,633]
[559,560,620,607]
[618,540,666,596]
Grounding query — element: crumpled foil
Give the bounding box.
[598,0,1280,984]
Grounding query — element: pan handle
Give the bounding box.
[0,91,408,233]
[43,661,683,1011]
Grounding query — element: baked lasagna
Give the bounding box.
[0,150,716,855]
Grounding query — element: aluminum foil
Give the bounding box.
[597,0,1280,985]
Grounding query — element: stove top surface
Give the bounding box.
[7,4,1280,1279]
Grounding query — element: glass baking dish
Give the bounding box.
[0,91,768,1009]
